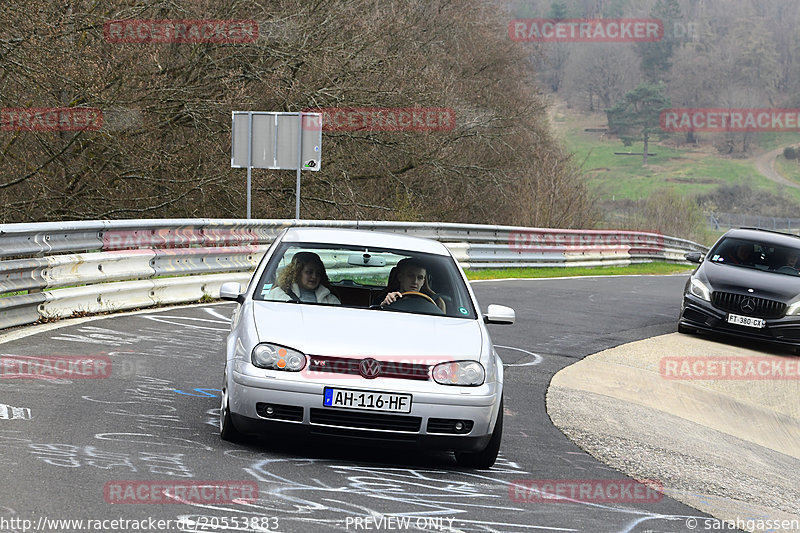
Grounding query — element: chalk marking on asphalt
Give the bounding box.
[495,345,543,367]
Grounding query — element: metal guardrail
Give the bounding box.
[0,219,707,331]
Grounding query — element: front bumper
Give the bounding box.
[228,367,500,452]
[680,293,800,346]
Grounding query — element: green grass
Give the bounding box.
[750,132,800,151]
[553,109,800,203]
[0,290,29,298]
[465,261,693,280]
[775,155,800,184]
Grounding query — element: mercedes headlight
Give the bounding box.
[688,278,711,302]
[252,343,306,371]
[786,302,800,316]
[432,361,485,386]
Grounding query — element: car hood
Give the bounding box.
[251,301,484,359]
[700,262,800,301]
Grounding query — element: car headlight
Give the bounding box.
[787,302,800,316]
[688,278,711,302]
[252,343,306,371]
[432,361,485,386]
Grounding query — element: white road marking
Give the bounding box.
[495,345,543,367]
[0,403,32,420]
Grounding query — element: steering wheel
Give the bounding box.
[384,291,443,314]
[776,265,799,275]
[399,291,437,305]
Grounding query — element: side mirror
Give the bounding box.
[685,252,704,264]
[219,282,244,303]
[483,304,515,325]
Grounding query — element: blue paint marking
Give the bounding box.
[174,388,222,398]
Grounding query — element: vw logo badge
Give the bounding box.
[359,358,381,379]
[740,298,756,314]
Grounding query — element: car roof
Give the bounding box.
[279,227,451,256]
[722,228,800,247]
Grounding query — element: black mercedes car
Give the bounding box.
[679,228,800,348]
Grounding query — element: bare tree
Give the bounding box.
[0,0,597,228]
[562,43,639,111]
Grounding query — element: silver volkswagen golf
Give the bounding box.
[218,227,514,468]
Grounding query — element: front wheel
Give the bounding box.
[455,398,503,469]
[219,384,244,442]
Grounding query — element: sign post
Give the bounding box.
[231,111,322,219]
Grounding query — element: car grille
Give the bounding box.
[306,355,430,381]
[711,292,786,319]
[310,408,421,432]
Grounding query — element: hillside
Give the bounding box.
[550,102,800,214]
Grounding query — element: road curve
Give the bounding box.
[754,147,800,189]
[0,275,746,533]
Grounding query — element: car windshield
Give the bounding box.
[253,241,477,318]
[708,237,800,276]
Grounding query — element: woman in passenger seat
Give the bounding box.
[378,258,446,313]
[267,251,340,304]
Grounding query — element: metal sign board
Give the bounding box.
[231,111,321,170]
[231,111,322,220]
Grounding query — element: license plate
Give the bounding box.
[323,387,412,413]
[727,313,765,328]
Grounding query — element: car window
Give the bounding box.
[708,237,800,275]
[253,242,477,318]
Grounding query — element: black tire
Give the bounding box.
[219,385,244,443]
[455,398,503,469]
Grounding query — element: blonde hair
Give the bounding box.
[275,252,331,292]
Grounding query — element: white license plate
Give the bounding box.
[727,313,765,328]
[323,388,412,413]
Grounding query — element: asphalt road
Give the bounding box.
[0,275,742,533]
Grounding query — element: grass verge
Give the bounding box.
[775,155,800,184]
[465,261,693,280]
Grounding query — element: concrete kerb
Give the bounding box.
[546,333,800,529]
